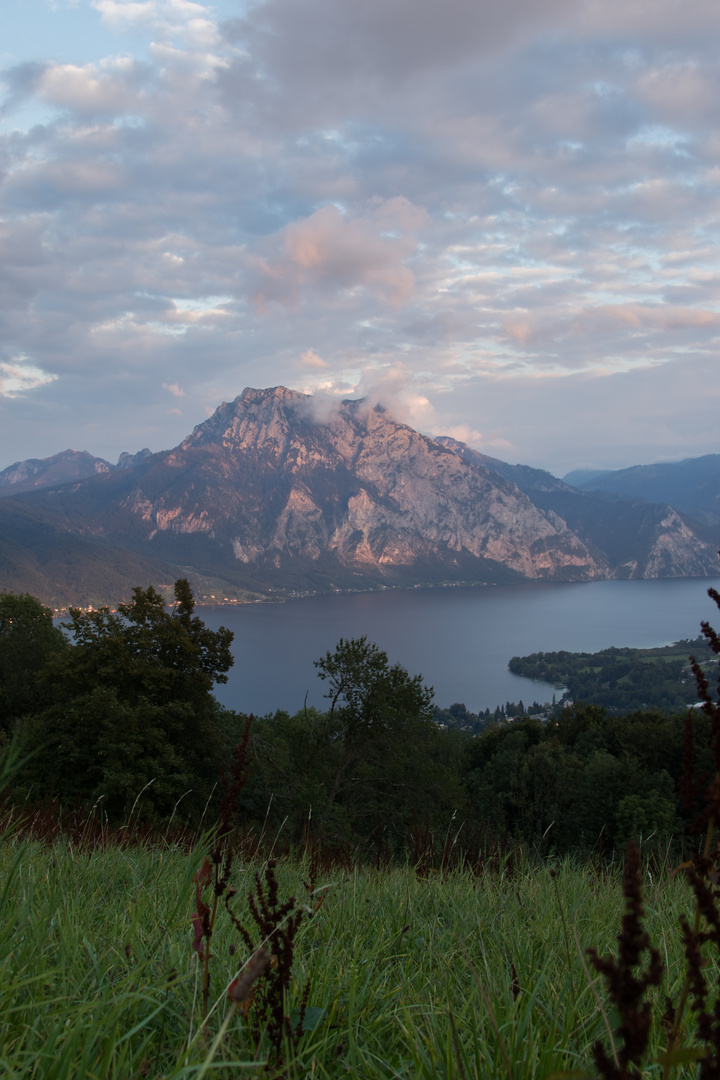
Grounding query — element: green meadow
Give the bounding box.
[0,826,705,1080]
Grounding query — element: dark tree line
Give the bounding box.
[0,581,715,857]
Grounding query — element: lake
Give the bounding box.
[201,577,720,716]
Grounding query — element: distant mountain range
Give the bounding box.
[0,386,717,608]
[0,447,153,496]
[563,456,720,527]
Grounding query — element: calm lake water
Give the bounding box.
[201,576,720,716]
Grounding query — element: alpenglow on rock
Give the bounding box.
[159,385,601,584]
[0,386,716,606]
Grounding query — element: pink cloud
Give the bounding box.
[600,304,720,331]
[502,318,535,347]
[162,381,185,396]
[253,198,427,308]
[37,60,143,115]
[298,349,329,369]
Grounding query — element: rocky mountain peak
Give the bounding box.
[139,387,607,584]
[239,385,305,405]
[117,448,153,470]
[181,385,311,454]
[1,386,716,606]
[180,386,406,471]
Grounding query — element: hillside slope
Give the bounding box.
[564,454,720,527]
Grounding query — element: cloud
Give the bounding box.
[577,0,720,43]
[36,59,145,115]
[0,358,58,398]
[635,61,720,128]
[601,304,720,332]
[298,349,329,369]
[0,62,48,118]
[252,199,427,308]
[1,0,719,474]
[293,388,344,425]
[226,0,574,96]
[162,381,185,396]
[441,423,487,448]
[354,363,437,430]
[92,0,220,49]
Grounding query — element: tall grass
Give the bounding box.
[0,828,700,1079]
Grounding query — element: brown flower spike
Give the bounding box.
[587,842,664,1079]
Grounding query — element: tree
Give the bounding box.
[0,592,68,735]
[312,637,440,832]
[315,636,433,726]
[18,580,236,819]
[52,578,233,709]
[243,641,464,847]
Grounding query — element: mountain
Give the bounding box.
[116,448,153,471]
[0,449,114,497]
[563,455,720,527]
[0,493,267,610]
[0,446,154,499]
[436,438,715,578]
[563,468,614,488]
[0,387,717,607]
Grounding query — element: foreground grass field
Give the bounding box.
[0,827,705,1080]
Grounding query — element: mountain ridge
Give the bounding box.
[0,386,717,608]
[0,447,154,498]
[563,454,720,527]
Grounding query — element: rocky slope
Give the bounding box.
[436,437,716,580]
[0,386,716,605]
[156,386,600,583]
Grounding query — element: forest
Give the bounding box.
[1,578,717,860]
[508,637,716,713]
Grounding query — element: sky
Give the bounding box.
[1,0,719,478]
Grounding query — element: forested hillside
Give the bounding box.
[509,637,715,712]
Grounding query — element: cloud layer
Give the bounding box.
[0,0,718,474]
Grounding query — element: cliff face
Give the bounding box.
[112,386,603,585]
[1,386,716,603]
[436,435,717,581]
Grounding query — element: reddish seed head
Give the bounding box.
[191,914,206,960]
[228,946,270,1003]
[195,857,212,888]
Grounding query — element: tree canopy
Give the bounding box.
[245,637,462,845]
[1,581,716,858]
[51,578,233,707]
[17,580,237,819]
[0,592,68,736]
